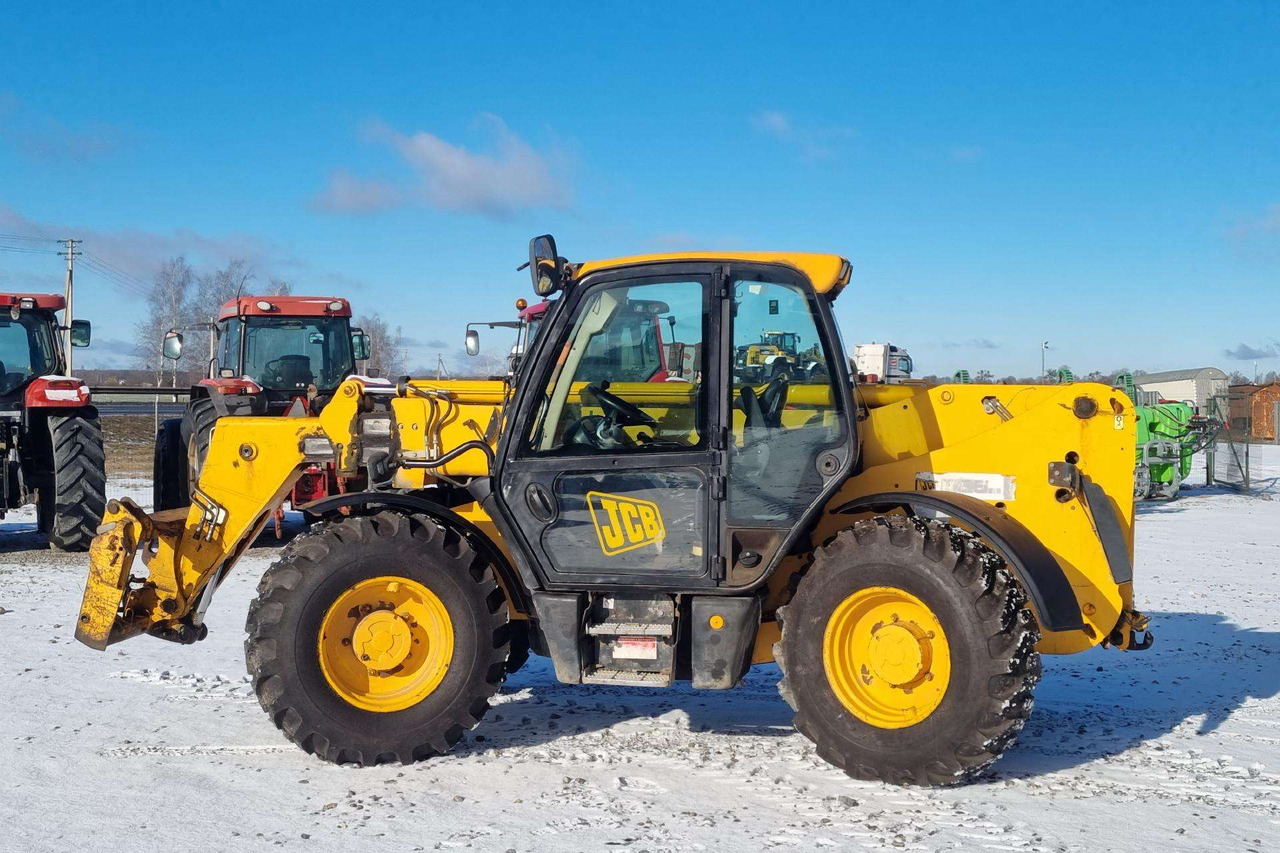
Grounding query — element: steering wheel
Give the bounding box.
[582,382,657,427]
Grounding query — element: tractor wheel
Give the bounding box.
[152,418,186,511]
[245,511,511,766]
[182,398,219,493]
[41,414,107,552]
[775,515,1040,786]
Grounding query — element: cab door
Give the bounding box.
[496,265,725,589]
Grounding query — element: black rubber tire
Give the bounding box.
[152,418,186,511]
[245,511,511,766]
[775,515,1041,786]
[181,398,218,495]
[43,414,107,552]
[505,620,531,674]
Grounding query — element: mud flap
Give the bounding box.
[1079,476,1133,585]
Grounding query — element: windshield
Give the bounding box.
[763,332,800,352]
[0,312,58,395]
[575,308,665,383]
[240,316,354,391]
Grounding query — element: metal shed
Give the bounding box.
[1135,367,1228,413]
[1229,382,1280,441]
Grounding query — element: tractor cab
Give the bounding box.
[207,296,366,413]
[0,294,91,406]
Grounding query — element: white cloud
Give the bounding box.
[316,115,571,219]
[950,145,983,163]
[0,94,123,163]
[0,203,364,296]
[312,171,401,214]
[751,110,792,138]
[750,110,852,162]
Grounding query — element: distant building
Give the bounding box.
[1135,367,1228,413]
[1228,382,1280,441]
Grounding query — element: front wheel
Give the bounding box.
[153,418,186,511]
[182,398,218,496]
[775,515,1041,786]
[41,414,107,552]
[245,511,511,765]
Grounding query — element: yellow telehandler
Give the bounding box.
[76,236,1150,785]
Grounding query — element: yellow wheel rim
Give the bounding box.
[318,576,454,713]
[823,586,951,729]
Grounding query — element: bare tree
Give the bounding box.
[354,312,406,378]
[267,278,292,296]
[133,257,196,380]
[191,259,255,361]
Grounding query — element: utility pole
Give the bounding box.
[60,238,81,374]
[1040,341,1050,383]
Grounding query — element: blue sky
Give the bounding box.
[1,2,1277,377]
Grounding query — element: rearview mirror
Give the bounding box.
[70,319,91,347]
[162,330,184,361]
[351,331,371,361]
[465,329,480,356]
[529,234,564,297]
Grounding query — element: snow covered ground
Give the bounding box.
[1,452,1278,853]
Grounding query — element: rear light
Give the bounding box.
[25,377,90,407]
[212,378,263,395]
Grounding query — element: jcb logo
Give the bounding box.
[586,491,666,556]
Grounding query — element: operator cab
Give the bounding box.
[494,236,857,594]
[0,294,90,405]
[166,296,370,415]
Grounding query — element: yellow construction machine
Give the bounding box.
[76,236,1150,785]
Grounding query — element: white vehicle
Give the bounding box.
[852,342,913,384]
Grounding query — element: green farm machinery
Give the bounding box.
[1116,373,1220,500]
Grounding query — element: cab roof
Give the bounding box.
[0,293,65,310]
[219,296,352,321]
[571,252,851,296]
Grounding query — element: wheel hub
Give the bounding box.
[318,576,454,713]
[823,586,952,729]
[866,622,929,687]
[351,610,413,671]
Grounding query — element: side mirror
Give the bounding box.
[465,329,480,356]
[70,319,91,348]
[162,330,184,361]
[529,234,564,296]
[351,331,371,361]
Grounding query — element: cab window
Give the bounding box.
[527,278,706,455]
[727,277,844,524]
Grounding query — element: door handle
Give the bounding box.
[525,483,556,522]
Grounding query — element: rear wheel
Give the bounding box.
[245,511,510,765]
[152,418,186,511]
[41,414,107,552]
[775,515,1040,786]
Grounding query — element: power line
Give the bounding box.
[0,243,59,256]
[78,255,152,299]
[0,233,58,243]
[81,251,153,293]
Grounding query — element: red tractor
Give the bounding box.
[153,295,370,520]
[0,293,104,550]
